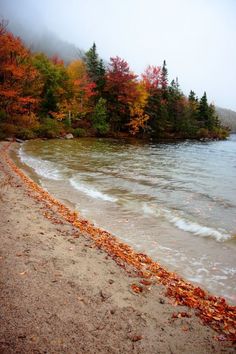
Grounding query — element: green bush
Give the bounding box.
[16,128,36,140]
[72,127,86,137]
[212,127,229,140]
[35,118,64,138]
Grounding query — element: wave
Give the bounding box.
[19,148,63,181]
[166,214,231,242]
[70,177,117,202]
[142,203,232,242]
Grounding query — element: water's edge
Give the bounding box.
[13,138,236,304]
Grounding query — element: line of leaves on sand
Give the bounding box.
[1,142,235,342]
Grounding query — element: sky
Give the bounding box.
[0,0,236,110]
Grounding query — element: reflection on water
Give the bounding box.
[19,135,236,303]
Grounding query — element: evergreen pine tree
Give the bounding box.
[188,90,197,102]
[91,98,109,135]
[167,78,184,133]
[84,43,106,98]
[145,89,170,138]
[198,92,209,128]
[161,60,168,90]
[208,103,219,129]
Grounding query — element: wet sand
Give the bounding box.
[0,141,235,353]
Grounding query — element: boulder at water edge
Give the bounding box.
[65,133,74,139]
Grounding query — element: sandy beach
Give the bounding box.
[0,141,235,353]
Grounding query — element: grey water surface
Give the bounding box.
[19,135,236,303]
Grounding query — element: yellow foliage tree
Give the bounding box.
[57,60,96,122]
[127,82,149,135]
[67,60,87,81]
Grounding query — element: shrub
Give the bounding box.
[16,128,36,140]
[72,127,86,137]
[35,118,64,138]
[212,127,229,140]
[11,113,39,130]
[0,123,17,138]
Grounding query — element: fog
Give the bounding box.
[0,0,235,110]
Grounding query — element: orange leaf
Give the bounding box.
[131,284,143,293]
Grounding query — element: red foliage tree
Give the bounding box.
[0,20,41,118]
[141,65,162,91]
[105,56,139,131]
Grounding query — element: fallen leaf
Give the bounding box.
[212,316,222,321]
[140,279,152,286]
[131,284,143,293]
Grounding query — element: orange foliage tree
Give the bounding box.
[0,21,41,119]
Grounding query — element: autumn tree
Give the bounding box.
[0,22,227,140]
[64,59,96,121]
[141,65,169,137]
[0,21,41,119]
[127,82,149,136]
[142,65,161,90]
[105,56,138,132]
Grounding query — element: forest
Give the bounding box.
[0,20,229,141]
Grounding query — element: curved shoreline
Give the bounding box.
[0,141,235,347]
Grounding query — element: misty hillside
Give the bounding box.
[216,107,236,132]
[0,1,85,62]
[29,32,84,63]
[7,21,84,63]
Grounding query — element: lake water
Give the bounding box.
[18,135,236,303]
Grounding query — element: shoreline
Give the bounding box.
[12,138,236,302]
[0,141,235,352]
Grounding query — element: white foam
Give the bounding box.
[142,202,232,242]
[19,148,62,181]
[70,177,117,202]
[167,214,231,242]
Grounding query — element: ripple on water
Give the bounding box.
[18,136,236,303]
